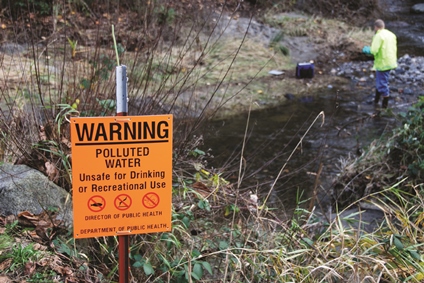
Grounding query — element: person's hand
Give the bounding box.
[362,46,371,55]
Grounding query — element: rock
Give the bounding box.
[212,15,280,44]
[299,95,313,103]
[389,86,398,92]
[0,164,73,226]
[268,70,285,76]
[395,68,405,75]
[403,88,414,95]
[378,0,411,13]
[337,53,424,91]
[0,43,26,54]
[389,21,410,28]
[329,207,385,233]
[411,3,424,13]
[284,93,295,100]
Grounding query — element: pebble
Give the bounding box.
[269,70,285,76]
[0,43,26,54]
[336,55,424,95]
[403,88,414,95]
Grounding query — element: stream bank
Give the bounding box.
[200,3,424,221]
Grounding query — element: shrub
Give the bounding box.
[392,96,424,182]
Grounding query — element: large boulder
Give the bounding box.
[412,3,424,13]
[0,164,73,226]
[329,207,385,233]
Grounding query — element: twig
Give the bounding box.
[112,25,120,66]
[261,111,325,210]
[308,162,323,212]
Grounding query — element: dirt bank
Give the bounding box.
[0,0,378,123]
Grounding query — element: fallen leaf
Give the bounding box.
[49,255,65,274]
[0,259,13,273]
[5,215,17,225]
[39,125,47,141]
[24,261,36,275]
[37,257,50,267]
[62,266,73,275]
[26,230,42,243]
[18,211,38,227]
[18,211,36,219]
[35,226,50,242]
[38,220,52,229]
[192,181,211,198]
[61,137,71,148]
[45,161,60,182]
[32,243,47,251]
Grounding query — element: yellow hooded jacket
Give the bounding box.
[370,29,398,71]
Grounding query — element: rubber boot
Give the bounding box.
[374,90,381,104]
[382,97,389,109]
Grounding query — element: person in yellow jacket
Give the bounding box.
[362,19,398,108]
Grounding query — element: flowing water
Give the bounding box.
[201,5,424,213]
[385,0,424,56]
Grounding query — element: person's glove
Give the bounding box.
[362,46,371,55]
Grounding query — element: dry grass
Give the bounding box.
[263,13,375,53]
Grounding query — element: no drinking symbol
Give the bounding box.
[142,192,160,209]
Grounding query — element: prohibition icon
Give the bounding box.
[114,194,132,211]
[142,192,160,209]
[88,195,106,212]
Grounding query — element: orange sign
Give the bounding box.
[70,115,173,238]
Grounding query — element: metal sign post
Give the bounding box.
[70,65,172,283]
[116,65,128,117]
[116,65,129,283]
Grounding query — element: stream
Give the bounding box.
[201,3,424,215]
[202,83,397,213]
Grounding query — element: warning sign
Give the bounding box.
[71,115,173,238]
